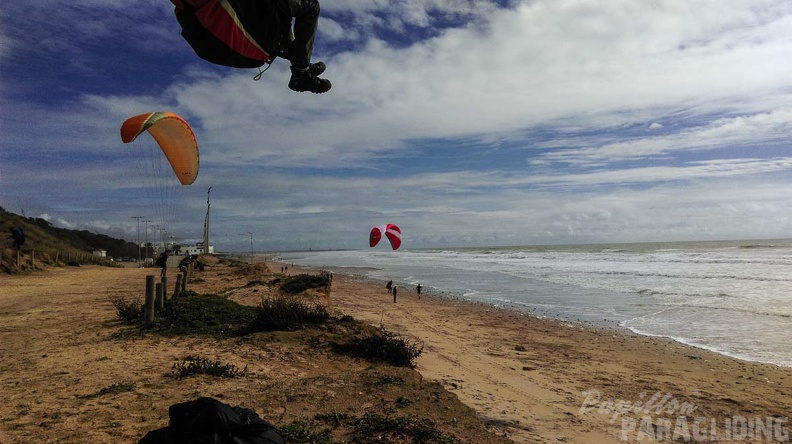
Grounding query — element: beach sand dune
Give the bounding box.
[0,261,789,443]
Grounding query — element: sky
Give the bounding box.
[2,0,792,252]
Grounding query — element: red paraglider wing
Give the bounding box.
[369,224,402,250]
[384,224,402,250]
[369,226,383,248]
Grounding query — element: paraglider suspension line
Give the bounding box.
[253,62,273,81]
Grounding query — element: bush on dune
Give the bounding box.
[279,274,330,294]
[331,326,424,369]
[244,297,330,333]
[152,294,257,336]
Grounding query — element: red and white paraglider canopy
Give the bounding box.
[369,224,402,250]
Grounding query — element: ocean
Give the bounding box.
[278,239,792,368]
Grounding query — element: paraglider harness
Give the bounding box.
[138,397,285,444]
[253,29,296,81]
[170,0,293,81]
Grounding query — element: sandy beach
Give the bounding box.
[322,265,792,443]
[0,260,790,443]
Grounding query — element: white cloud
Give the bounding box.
[3,0,792,249]
[533,109,792,166]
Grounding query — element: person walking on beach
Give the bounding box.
[416,283,421,299]
[392,286,397,303]
[386,280,392,294]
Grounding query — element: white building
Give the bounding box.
[182,244,214,255]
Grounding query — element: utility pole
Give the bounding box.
[143,220,153,262]
[131,216,144,264]
[239,232,253,259]
[203,187,212,254]
[159,229,167,249]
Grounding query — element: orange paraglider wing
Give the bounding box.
[120,112,199,185]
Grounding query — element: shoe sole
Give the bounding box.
[289,79,332,94]
[289,87,331,94]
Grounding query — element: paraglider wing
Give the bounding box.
[169,0,289,69]
[369,226,383,248]
[384,224,402,250]
[369,224,401,250]
[120,112,199,185]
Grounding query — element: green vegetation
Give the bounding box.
[279,413,460,444]
[351,413,459,444]
[116,291,422,368]
[111,297,142,324]
[153,293,257,336]
[0,206,137,273]
[117,291,329,336]
[171,356,246,379]
[279,273,330,294]
[78,381,136,399]
[331,326,424,368]
[244,296,330,332]
[0,206,137,257]
[279,420,335,444]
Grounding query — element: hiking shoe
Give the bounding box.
[289,68,331,94]
[308,61,326,76]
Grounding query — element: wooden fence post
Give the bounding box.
[144,275,156,325]
[155,283,164,310]
[160,275,167,302]
[173,274,183,298]
[181,271,188,293]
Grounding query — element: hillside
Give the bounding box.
[0,206,138,273]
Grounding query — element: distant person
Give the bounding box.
[392,286,397,303]
[179,254,205,272]
[386,280,392,294]
[7,227,25,250]
[156,249,172,277]
[178,255,190,272]
[416,284,422,299]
